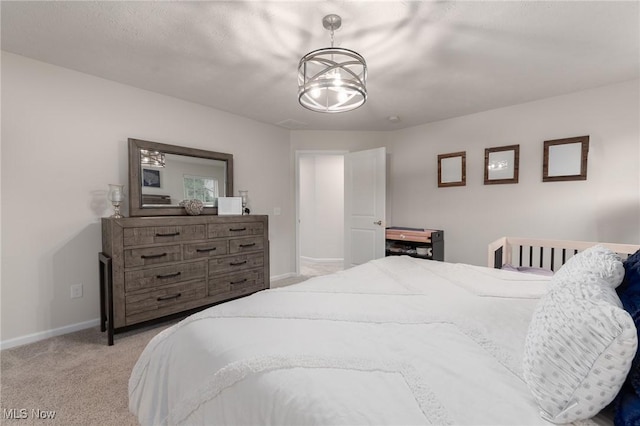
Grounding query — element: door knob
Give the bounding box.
[373,220,382,226]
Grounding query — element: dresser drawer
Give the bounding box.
[125,280,207,322]
[124,261,206,292]
[209,269,264,296]
[228,236,264,254]
[208,222,264,239]
[123,225,206,246]
[184,240,228,260]
[209,252,264,275]
[124,245,181,268]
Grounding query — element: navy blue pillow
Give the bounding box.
[614,249,640,426]
[615,383,640,426]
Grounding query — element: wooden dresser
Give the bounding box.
[100,215,269,345]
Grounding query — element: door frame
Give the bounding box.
[294,150,348,275]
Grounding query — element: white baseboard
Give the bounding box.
[1,274,308,350]
[0,318,100,351]
[270,272,298,281]
[300,256,344,263]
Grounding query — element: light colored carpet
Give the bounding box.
[0,275,309,425]
[0,322,166,425]
[300,258,343,277]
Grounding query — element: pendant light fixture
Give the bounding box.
[140,149,166,167]
[298,14,367,113]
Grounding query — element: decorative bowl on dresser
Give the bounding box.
[100,214,269,345]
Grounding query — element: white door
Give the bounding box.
[344,147,386,268]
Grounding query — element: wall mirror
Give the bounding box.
[438,151,466,188]
[128,138,233,216]
[484,144,519,185]
[543,135,589,182]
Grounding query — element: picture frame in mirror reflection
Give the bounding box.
[142,168,161,188]
[437,151,466,188]
[484,144,519,185]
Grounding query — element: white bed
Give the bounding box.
[129,238,640,426]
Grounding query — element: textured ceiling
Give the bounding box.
[2,1,638,131]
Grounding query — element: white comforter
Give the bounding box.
[129,256,601,425]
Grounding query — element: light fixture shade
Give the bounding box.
[298,47,367,113]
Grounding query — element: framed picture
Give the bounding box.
[484,144,519,185]
[217,197,243,215]
[438,151,466,187]
[142,168,161,188]
[543,135,589,182]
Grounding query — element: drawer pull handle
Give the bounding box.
[196,247,217,253]
[156,272,181,279]
[230,260,248,266]
[239,243,256,248]
[157,293,181,301]
[229,227,247,232]
[230,278,248,285]
[156,232,181,237]
[141,253,167,259]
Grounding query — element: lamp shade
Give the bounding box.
[298,47,367,113]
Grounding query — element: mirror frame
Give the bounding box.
[437,151,466,188]
[543,135,589,182]
[128,138,234,216]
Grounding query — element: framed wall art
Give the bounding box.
[217,196,243,215]
[543,135,589,182]
[484,144,519,185]
[438,151,466,188]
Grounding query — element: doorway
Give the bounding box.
[295,151,346,277]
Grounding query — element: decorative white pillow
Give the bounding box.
[551,244,625,289]
[523,246,637,424]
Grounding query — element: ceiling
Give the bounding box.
[2,1,638,131]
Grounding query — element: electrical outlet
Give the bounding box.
[70,284,83,299]
[273,207,281,216]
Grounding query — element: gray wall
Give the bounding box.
[1,52,294,345]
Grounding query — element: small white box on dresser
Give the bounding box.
[218,197,243,215]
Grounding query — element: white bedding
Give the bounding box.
[129,256,603,426]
